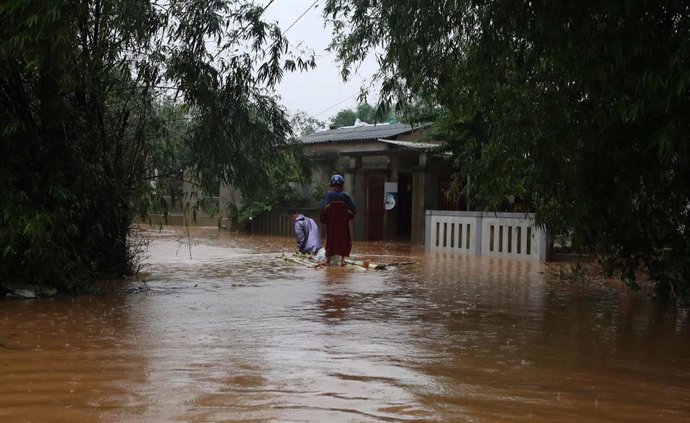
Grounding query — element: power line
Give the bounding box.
[276,0,364,120]
[262,0,275,13]
[311,92,359,118]
[284,0,319,34]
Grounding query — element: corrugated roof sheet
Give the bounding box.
[377,139,441,150]
[301,122,416,144]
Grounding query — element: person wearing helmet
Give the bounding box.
[320,174,357,266]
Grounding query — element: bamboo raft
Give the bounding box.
[276,253,416,270]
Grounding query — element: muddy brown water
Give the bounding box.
[1,227,689,422]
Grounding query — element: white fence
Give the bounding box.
[425,211,547,261]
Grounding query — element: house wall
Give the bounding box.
[306,140,387,154]
[395,131,427,142]
[411,171,427,245]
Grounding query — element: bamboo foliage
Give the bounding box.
[0,0,315,291]
[324,0,690,304]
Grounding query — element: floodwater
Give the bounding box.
[1,227,689,423]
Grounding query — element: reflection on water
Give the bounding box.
[1,227,689,422]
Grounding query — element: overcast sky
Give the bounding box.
[261,0,380,122]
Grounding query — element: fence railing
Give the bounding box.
[425,210,547,260]
[251,207,321,237]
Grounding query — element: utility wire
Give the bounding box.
[277,0,363,120]
[262,0,275,13]
[278,0,351,119]
[284,0,319,34]
[311,92,359,118]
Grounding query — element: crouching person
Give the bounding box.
[290,210,322,255]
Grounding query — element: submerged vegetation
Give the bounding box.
[1,0,314,292]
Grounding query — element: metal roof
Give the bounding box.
[337,139,450,158]
[300,122,417,144]
[377,138,442,151]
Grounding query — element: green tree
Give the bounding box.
[290,110,325,138]
[355,103,375,123]
[324,0,690,304]
[331,108,358,127]
[331,102,392,127]
[0,0,314,292]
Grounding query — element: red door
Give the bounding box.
[366,175,385,241]
[439,173,462,211]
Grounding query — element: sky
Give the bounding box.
[261,0,380,122]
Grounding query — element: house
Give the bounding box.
[299,121,459,244]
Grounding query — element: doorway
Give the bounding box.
[366,174,385,241]
[396,173,413,239]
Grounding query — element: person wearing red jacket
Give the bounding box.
[319,174,357,266]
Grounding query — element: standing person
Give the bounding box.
[290,210,322,255]
[320,174,357,266]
